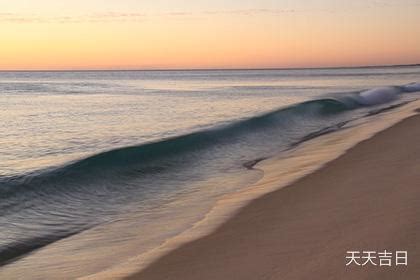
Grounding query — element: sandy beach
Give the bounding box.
[127,112,420,280]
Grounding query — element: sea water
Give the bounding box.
[0,66,419,278]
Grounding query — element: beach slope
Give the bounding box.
[128,114,420,280]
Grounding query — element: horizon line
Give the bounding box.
[0,63,419,73]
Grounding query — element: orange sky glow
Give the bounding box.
[1,0,420,70]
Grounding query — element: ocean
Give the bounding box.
[1,66,420,278]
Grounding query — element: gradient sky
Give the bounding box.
[1,0,420,70]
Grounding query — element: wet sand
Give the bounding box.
[127,113,420,280]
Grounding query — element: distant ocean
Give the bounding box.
[1,66,420,278]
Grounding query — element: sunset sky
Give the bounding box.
[1,0,420,70]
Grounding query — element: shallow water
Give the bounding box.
[0,66,419,278]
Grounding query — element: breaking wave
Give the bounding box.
[0,82,418,266]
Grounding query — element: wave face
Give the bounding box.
[357,86,400,105]
[0,82,419,266]
[403,82,420,92]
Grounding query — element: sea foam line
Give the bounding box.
[79,98,420,280]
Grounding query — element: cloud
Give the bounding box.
[201,9,296,16]
[0,9,297,24]
[0,12,146,24]
[2,1,420,24]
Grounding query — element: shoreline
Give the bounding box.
[3,100,418,279]
[123,103,420,279]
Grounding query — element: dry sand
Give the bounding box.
[127,113,420,280]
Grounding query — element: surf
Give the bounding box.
[0,82,418,267]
